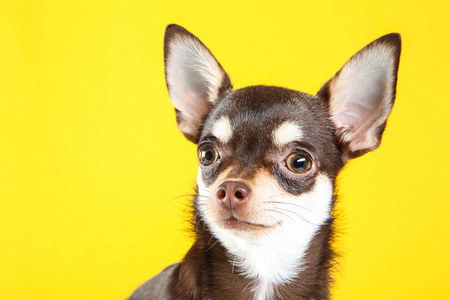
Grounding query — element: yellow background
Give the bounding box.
[1,0,449,299]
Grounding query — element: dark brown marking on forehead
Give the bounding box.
[198,85,343,192]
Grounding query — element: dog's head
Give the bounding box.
[163,24,400,248]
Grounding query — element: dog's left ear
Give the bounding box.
[164,24,232,143]
[318,33,401,161]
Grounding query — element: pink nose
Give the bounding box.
[216,181,251,210]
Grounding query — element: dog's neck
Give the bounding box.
[168,196,336,300]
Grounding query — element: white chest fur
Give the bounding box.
[199,174,334,299]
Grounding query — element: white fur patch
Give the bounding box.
[272,121,303,147]
[212,116,233,143]
[197,170,333,299]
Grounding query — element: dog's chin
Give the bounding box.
[219,217,269,231]
[210,216,280,240]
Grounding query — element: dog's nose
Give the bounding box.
[216,181,251,210]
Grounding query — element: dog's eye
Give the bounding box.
[285,152,312,174]
[198,145,219,166]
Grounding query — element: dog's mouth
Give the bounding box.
[218,217,274,231]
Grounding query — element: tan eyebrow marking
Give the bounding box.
[212,116,233,143]
[272,121,303,147]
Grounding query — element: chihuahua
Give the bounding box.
[129,24,401,300]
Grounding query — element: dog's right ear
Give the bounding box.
[164,24,232,143]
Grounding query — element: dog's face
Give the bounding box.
[163,24,400,283]
[196,86,342,240]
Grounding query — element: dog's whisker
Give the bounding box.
[266,208,296,224]
[268,193,286,199]
[274,207,318,227]
[162,194,201,209]
[205,239,220,253]
[195,216,207,232]
[193,212,199,223]
[207,235,214,246]
[264,200,320,217]
[241,282,252,294]
[231,255,237,274]
[266,208,313,230]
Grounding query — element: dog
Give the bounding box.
[128,24,401,300]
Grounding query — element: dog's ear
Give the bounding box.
[164,24,232,143]
[318,33,401,161]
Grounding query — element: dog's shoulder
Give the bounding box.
[128,263,178,300]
